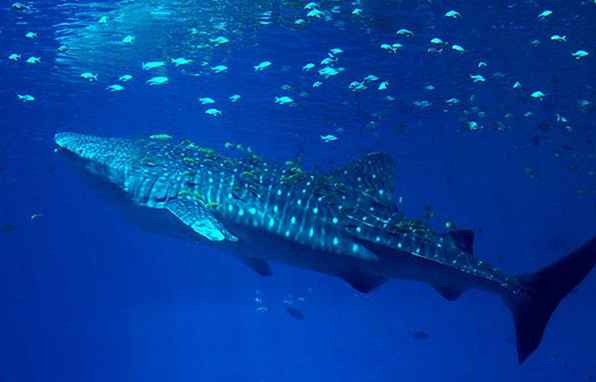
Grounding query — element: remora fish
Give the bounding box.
[55,132,596,363]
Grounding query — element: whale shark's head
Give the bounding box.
[55,132,110,160]
[54,132,140,182]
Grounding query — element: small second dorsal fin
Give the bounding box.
[340,271,387,293]
[241,258,272,276]
[432,284,464,301]
[447,229,475,254]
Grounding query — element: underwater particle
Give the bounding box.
[142,61,166,70]
[17,94,35,102]
[571,50,589,60]
[210,36,230,46]
[171,57,192,67]
[149,133,172,141]
[286,307,305,320]
[444,221,455,229]
[12,2,29,11]
[0,223,15,233]
[146,76,168,86]
[320,134,338,143]
[524,167,537,179]
[378,81,389,90]
[412,331,430,340]
[413,100,431,109]
[550,35,567,43]
[274,96,294,105]
[530,91,545,100]
[229,94,241,102]
[381,43,403,53]
[465,121,482,131]
[477,61,488,68]
[254,61,272,71]
[25,31,37,39]
[445,97,460,106]
[8,53,21,61]
[80,72,98,81]
[106,84,124,92]
[199,97,215,105]
[396,28,414,37]
[451,44,465,53]
[424,205,434,220]
[25,56,40,64]
[363,74,379,82]
[98,15,108,24]
[513,81,522,89]
[577,99,591,109]
[30,213,43,221]
[352,8,363,16]
[469,74,486,83]
[205,108,222,116]
[537,10,553,20]
[445,10,461,19]
[304,2,318,10]
[307,9,323,18]
[320,57,335,65]
[211,65,228,73]
[312,81,322,88]
[302,63,315,71]
[256,306,269,313]
[119,74,133,82]
[318,66,340,78]
[349,81,367,91]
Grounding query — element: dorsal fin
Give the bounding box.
[448,229,474,254]
[328,152,396,204]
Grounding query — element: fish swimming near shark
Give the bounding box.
[54,132,596,364]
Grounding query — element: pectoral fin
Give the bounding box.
[166,198,237,242]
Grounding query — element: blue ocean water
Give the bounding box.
[1,1,595,381]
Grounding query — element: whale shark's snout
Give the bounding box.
[54,132,100,159]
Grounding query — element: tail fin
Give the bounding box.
[509,236,596,363]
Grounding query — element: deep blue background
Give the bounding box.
[1,1,595,381]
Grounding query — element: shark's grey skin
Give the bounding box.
[55,132,596,364]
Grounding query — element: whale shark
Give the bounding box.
[54,132,596,364]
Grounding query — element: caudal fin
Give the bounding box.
[509,236,596,363]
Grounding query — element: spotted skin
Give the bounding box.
[55,132,517,292]
[55,132,596,364]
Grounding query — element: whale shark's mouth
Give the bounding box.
[54,132,87,155]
